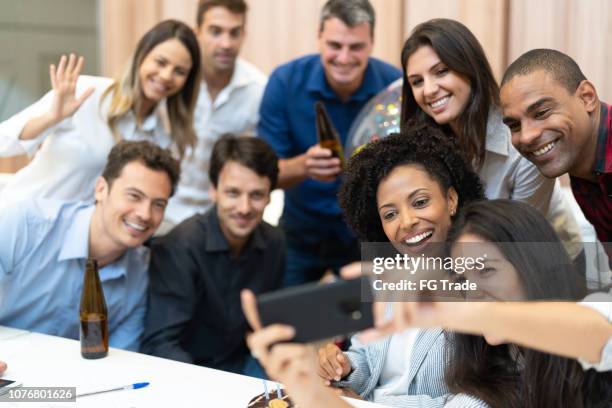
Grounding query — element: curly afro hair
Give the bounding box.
[338,124,485,242]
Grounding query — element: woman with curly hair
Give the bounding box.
[241,201,612,408]
[317,124,485,407]
[400,18,586,271]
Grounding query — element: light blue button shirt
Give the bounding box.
[0,199,148,351]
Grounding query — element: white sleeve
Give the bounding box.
[0,77,88,157]
[578,292,612,371]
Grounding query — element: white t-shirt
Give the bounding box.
[372,328,420,400]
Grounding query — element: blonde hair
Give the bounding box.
[102,20,201,159]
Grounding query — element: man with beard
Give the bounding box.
[142,135,285,378]
[501,49,611,266]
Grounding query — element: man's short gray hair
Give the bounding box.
[319,0,375,37]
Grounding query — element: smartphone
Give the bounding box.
[0,379,22,396]
[257,276,373,343]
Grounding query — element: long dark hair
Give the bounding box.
[445,200,612,408]
[400,18,498,168]
[104,19,201,159]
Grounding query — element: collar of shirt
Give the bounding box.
[199,59,255,109]
[594,102,612,175]
[56,204,128,282]
[306,56,384,102]
[118,101,167,136]
[57,204,94,262]
[203,206,267,253]
[484,108,510,157]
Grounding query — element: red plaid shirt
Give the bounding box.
[570,102,612,255]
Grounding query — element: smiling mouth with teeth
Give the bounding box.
[404,230,433,245]
[124,219,147,232]
[532,141,556,157]
[429,96,449,109]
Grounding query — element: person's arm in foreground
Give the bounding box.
[366,300,612,367]
[241,290,351,408]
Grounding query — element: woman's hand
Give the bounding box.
[317,343,351,384]
[47,54,94,125]
[0,361,6,376]
[241,290,351,408]
[19,54,95,141]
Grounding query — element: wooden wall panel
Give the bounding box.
[95,0,612,101]
[507,0,612,102]
[240,0,321,74]
[403,0,508,80]
[100,0,162,78]
[100,0,403,77]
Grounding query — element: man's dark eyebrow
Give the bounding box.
[126,187,145,196]
[526,97,555,114]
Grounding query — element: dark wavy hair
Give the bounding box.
[102,140,181,196]
[445,199,611,408]
[209,134,279,190]
[400,18,499,168]
[338,124,484,242]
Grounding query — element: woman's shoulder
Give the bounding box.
[485,108,512,155]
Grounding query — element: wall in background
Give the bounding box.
[98,0,612,104]
[2,0,611,173]
[0,0,99,171]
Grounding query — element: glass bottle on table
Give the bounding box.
[79,258,108,359]
[315,101,345,168]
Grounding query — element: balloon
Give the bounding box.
[345,78,402,158]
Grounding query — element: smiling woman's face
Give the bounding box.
[451,232,526,301]
[376,163,457,256]
[405,45,472,133]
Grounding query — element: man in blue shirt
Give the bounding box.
[257,0,401,286]
[0,141,180,351]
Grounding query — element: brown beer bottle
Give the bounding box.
[315,101,345,168]
[79,258,108,359]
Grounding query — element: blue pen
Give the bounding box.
[76,382,149,398]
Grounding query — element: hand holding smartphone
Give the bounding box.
[256,276,374,343]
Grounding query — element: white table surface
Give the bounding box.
[0,327,388,408]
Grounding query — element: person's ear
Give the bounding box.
[94,176,109,203]
[447,186,459,216]
[209,183,217,203]
[575,80,598,114]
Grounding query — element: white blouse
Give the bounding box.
[0,75,171,209]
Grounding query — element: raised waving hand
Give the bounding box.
[48,54,95,125]
[18,53,95,141]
